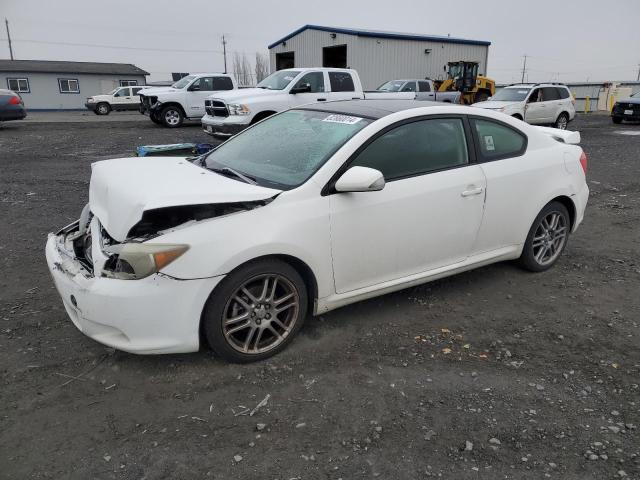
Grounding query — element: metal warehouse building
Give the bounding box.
[268,25,491,90]
[0,60,149,110]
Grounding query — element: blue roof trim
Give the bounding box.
[268,25,491,49]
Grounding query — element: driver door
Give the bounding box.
[329,117,486,293]
[524,88,546,124]
[288,71,327,107]
[111,87,131,107]
[186,77,214,117]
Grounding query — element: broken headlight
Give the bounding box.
[227,103,251,115]
[102,243,189,280]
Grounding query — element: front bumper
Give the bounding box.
[45,223,223,354]
[201,114,249,137]
[84,101,97,112]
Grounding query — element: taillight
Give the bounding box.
[579,151,588,175]
[8,95,21,105]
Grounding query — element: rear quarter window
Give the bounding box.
[557,87,571,99]
[472,118,527,161]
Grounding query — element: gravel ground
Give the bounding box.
[0,113,638,479]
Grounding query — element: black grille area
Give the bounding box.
[205,100,229,117]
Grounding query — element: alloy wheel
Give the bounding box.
[98,104,108,115]
[556,115,568,130]
[164,109,180,126]
[532,211,567,266]
[222,274,300,355]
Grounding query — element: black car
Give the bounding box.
[612,91,640,124]
[0,89,27,122]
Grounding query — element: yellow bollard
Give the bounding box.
[609,95,616,113]
[585,96,590,113]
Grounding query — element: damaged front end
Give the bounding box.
[55,198,272,281]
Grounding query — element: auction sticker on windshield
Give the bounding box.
[322,114,363,125]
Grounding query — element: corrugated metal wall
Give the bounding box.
[269,29,489,90]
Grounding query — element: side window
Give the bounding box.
[329,72,355,92]
[472,118,526,161]
[401,81,417,92]
[557,87,570,99]
[350,118,469,181]
[293,72,325,93]
[212,76,234,91]
[527,88,542,103]
[418,81,431,92]
[7,78,30,93]
[114,88,130,97]
[542,87,560,101]
[58,78,80,94]
[131,87,143,95]
[200,77,216,91]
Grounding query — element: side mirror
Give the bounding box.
[189,84,201,91]
[334,166,385,193]
[290,83,311,94]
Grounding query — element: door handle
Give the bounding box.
[317,98,327,101]
[461,187,483,197]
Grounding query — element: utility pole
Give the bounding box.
[637,63,640,82]
[222,35,227,74]
[520,54,528,83]
[5,18,14,60]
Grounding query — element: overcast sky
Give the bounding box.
[2,0,639,84]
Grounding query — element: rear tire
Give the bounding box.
[555,112,569,130]
[518,201,570,272]
[96,103,110,115]
[612,116,622,124]
[160,105,184,128]
[202,259,308,363]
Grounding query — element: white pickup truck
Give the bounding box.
[201,68,365,138]
[368,79,461,103]
[139,73,238,127]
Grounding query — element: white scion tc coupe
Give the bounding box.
[46,100,589,362]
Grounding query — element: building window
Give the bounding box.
[58,78,80,94]
[7,78,30,93]
[119,79,138,87]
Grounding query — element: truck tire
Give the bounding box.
[612,116,622,124]
[160,105,184,128]
[150,112,162,125]
[96,103,110,115]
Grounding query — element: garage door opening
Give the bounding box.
[276,52,295,70]
[323,45,347,68]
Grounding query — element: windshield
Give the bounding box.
[256,70,301,90]
[377,80,405,92]
[204,110,371,189]
[632,91,640,98]
[172,75,196,89]
[491,88,531,102]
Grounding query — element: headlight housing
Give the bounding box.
[227,103,251,115]
[102,243,189,280]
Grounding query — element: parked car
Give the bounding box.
[201,68,364,138]
[611,91,640,124]
[368,79,461,103]
[46,100,588,362]
[139,73,237,127]
[85,86,147,115]
[0,89,27,122]
[473,83,575,129]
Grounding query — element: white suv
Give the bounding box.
[473,83,575,129]
[85,86,146,115]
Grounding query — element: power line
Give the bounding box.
[5,38,225,54]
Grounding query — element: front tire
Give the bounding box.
[202,259,308,363]
[612,116,622,124]
[160,105,184,128]
[96,103,110,115]
[518,201,570,272]
[555,112,569,130]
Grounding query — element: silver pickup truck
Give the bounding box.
[365,79,460,103]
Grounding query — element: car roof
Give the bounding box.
[297,99,459,120]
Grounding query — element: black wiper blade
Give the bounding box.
[210,166,257,185]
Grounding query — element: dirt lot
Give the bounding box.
[1,113,638,480]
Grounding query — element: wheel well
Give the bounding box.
[160,102,186,116]
[511,113,523,120]
[250,111,276,124]
[550,195,576,229]
[557,111,569,120]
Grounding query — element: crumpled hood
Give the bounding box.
[138,86,179,96]
[89,157,281,241]
[208,88,276,103]
[472,101,519,109]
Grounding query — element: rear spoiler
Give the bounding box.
[535,126,580,145]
